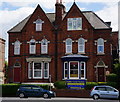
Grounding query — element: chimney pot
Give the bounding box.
[60,0,62,3]
[56,0,59,3]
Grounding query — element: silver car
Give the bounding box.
[90,86,119,100]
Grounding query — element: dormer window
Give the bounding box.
[34,19,44,31]
[67,18,82,30]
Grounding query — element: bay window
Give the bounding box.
[28,62,49,79]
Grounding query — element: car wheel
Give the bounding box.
[93,94,99,100]
[43,93,49,98]
[19,93,25,98]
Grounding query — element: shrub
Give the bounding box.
[106,82,117,88]
[106,73,117,82]
[85,82,98,90]
[54,81,66,89]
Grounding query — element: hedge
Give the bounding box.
[2,84,49,97]
[54,81,117,90]
[106,73,117,82]
[54,81,66,89]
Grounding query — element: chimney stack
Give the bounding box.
[55,0,65,27]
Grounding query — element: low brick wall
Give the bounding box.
[52,89,90,98]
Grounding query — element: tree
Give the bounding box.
[114,62,120,100]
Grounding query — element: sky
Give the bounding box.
[0,0,119,60]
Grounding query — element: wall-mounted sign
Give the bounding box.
[66,79,86,89]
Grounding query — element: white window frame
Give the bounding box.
[36,23,42,31]
[41,39,48,54]
[33,62,42,79]
[35,19,44,31]
[29,39,36,54]
[78,38,85,53]
[64,62,68,79]
[97,38,104,54]
[80,62,86,79]
[44,62,49,79]
[67,18,82,30]
[69,61,79,79]
[14,40,21,55]
[66,38,72,54]
[28,62,33,79]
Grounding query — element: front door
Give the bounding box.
[98,67,105,82]
[14,68,20,82]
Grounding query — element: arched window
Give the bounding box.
[66,38,72,54]
[35,19,44,31]
[78,38,85,53]
[30,39,36,54]
[41,39,48,54]
[14,40,20,55]
[97,38,104,53]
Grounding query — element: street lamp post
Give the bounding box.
[49,75,51,91]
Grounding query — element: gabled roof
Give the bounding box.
[8,15,31,33]
[83,11,111,29]
[8,8,111,33]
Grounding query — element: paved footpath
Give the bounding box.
[1,97,119,102]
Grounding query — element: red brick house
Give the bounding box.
[8,1,117,83]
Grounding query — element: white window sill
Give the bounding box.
[65,53,73,55]
[97,53,105,55]
[78,52,85,55]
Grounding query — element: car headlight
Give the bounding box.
[49,91,53,94]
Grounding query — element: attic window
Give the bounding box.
[34,19,44,31]
[67,18,82,30]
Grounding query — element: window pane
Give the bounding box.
[106,87,114,91]
[78,45,84,52]
[66,46,72,53]
[44,63,49,78]
[36,23,42,31]
[67,18,82,30]
[41,39,48,54]
[34,63,42,78]
[64,63,68,78]
[30,44,36,54]
[14,41,20,55]
[80,62,85,79]
[34,71,41,77]
[70,62,78,78]
[77,18,82,30]
[98,46,104,53]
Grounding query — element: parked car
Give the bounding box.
[90,85,119,100]
[16,85,56,98]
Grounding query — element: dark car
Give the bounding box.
[16,85,56,98]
